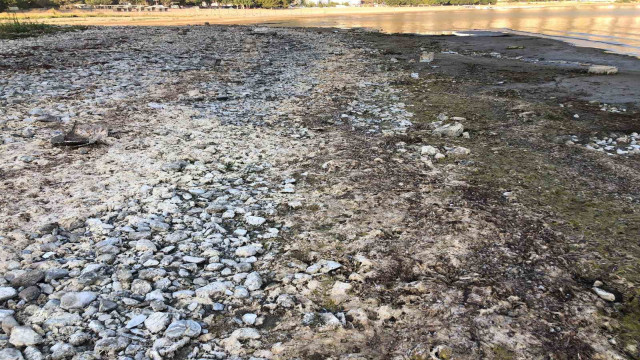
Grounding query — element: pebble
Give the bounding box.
[60,292,97,310]
[242,313,258,325]
[0,348,24,360]
[244,272,263,291]
[593,287,616,302]
[125,314,148,329]
[9,326,43,347]
[0,287,17,302]
[165,320,202,339]
[9,270,44,288]
[183,256,206,264]
[235,245,260,257]
[144,312,171,333]
[420,145,439,156]
[50,343,75,360]
[244,215,266,226]
[433,122,464,137]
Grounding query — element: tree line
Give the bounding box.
[385,0,496,4]
[0,0,291,10]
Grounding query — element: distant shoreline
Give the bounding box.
[2,1,638,26]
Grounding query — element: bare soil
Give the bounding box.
[1,26,639,359]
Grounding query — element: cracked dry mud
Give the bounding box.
[1,25,639,360]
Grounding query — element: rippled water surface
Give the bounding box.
[271,4,640,57]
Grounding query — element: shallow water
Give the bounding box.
[270,4,640,57]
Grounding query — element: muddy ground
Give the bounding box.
[274,29,640,359]
[0,26,639,359]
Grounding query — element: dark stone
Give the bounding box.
[18,286,41,302]
[45,269,69,282]
[10,270,45,288]
[99,299,117,312]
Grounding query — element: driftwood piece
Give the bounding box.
[51,122,109,147]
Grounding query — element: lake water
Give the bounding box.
[270,4,640,57]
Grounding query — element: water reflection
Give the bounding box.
[272,5,640,57]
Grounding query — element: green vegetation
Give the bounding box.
[0,15,84,38]
[490,345,517,360]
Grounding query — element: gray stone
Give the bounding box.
[164,320,201,339]
[45,269,69,282]
[131,279,152,296]
[447,146,471,157]
[144,312,170,333]
[9,326,43,347]
[235,245,260,257]
[230,327,260,340]
[0,348,23,360]
[420,145,439,156]
[183,256,206,264]
[0,287,17,301]
[433,122,464,137]
[138,268,167,280]
[43,313,82,329]
[60,292,97,310]
[135,240,157,252]
[22,346,42,360]
[18,286,40,302]
[94,337,130,357]
[244,272,263,291]
[242,313,257,325]
[50,343,75,360]
[10,270,44,288]
[125,314,147,329]
[99,299,117,312]
[195,282,228,299]
[2,316,19,335]
[69,332,91,346]
[593,287,616,302]
[244,215,266,226]
[306,260,342,274]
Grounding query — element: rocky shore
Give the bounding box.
[1,26,639,359]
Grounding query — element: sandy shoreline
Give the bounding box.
[2,1,636,25]
[1,25,639,359]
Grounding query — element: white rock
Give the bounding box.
[22,346,42,360]
[593,287,616,302]
[165,320,201,338]
[420,51,435,63]
[0,348,23,360]
[50,342,75,360]
[144,312,171,333]
[244,272,263,291]
[60,292,97,310]
[433,122,464,137]
[588,65,618,75]
[231,327,260,340]
[183,256,206,264]
[235,245,260,257]
[242,313,257,325]
[0,287,17,301]
[9,326,43,347]
[135,240,157,252]
[195,282,229,298]
[447,146,471,157]
[306,260,342,274]
[420,145,438,156]
[244,215,266,226]
[125,314,147,329]
[330,281,353,304]
[318,313,341,330]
